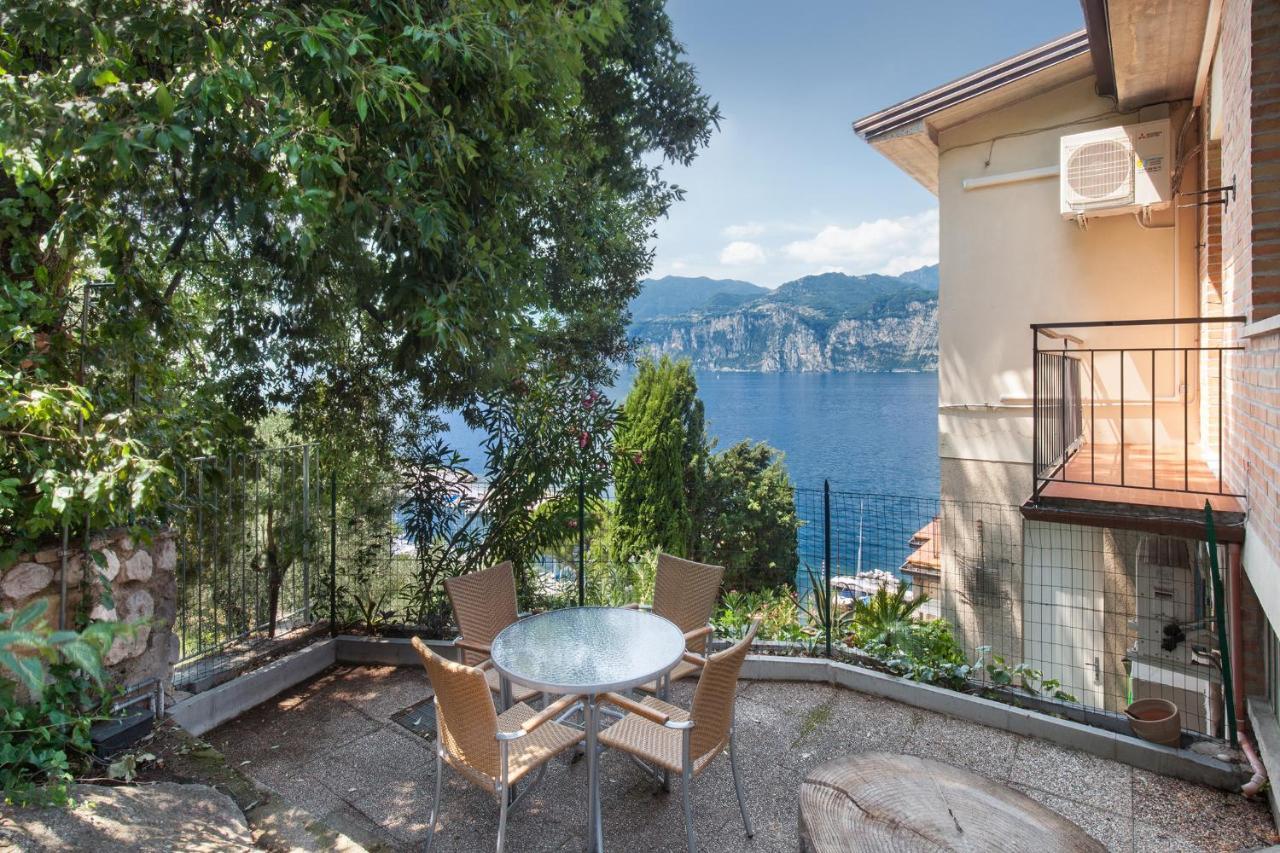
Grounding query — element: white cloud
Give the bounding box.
[783,209,938,275]
[719,240,767,265]
[722,222,768,240]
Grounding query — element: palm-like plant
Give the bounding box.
[849,582,928,651]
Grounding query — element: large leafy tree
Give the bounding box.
[608,356,707,562]
[693,440,799,590]
[0,1,719,562]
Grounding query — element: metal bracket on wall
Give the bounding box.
[1176,176,1236,211]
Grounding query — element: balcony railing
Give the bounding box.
[1031,317,1246,503]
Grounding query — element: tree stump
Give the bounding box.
[798,753,1106,852]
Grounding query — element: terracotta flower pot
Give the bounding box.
[1125,698,1181,747]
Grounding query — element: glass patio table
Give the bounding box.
[491,606,685,853]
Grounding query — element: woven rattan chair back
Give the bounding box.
[411,637,501,780]
[652,554,723,654]
[689,619,759,760]
[444,561,520,666]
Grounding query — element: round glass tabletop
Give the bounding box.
[490,606,685,694]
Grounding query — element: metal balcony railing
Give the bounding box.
[1030,317,1246,501]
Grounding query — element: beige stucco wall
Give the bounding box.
[936,76,1201,507]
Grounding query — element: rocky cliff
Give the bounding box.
[629,267,938,372]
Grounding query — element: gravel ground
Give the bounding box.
[208,664,1278,852]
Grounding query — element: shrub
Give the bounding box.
[0,600,132,805]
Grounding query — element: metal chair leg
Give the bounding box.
[497,743,510,853]
[681,766,695,853]
[729,729,753,837]
[426,746,444,853]
[496,782,509,853]
[681,730,695,853]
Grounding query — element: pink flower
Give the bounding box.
[578,431,591,450]
[632,452,644,466]
[582,390,601,410]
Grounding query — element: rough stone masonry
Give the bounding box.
[1,528,178,691]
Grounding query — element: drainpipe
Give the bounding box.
[1228,543,1268,796]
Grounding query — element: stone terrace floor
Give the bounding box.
[209,665,1278,852]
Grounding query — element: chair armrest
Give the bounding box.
[600,691,670,725]
[520,694,583,734]
[477,658,495,672]
[681,651,706,668]
[683,625,713,643]
[496,694,584,741]
[455,638,492,656]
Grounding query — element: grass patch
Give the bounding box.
[791,698,836,748]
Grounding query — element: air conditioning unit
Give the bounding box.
[1060,119,1171,218]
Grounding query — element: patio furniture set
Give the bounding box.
[412,554,757,853]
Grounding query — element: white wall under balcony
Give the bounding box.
[935,75,1200,506]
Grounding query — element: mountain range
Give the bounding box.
[628,265,938,372]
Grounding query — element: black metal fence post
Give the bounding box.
[577,474,586,607]
[823,479,832,658]
[329,470,337,638]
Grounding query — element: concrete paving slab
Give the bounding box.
[901,711,1023,783]
[205,665,1276,853]
[325,664,431,722]
[1012,784,1133,852]
[1010,736,1134,816]
[1131,768,1276,851]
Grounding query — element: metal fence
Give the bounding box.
[171,446,327,686]
[1031,317,1245,499]
[796,487,1230,739]
[169,447,1232,740]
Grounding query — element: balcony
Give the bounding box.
[1025,317,1247,539]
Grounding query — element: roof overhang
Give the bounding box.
[852,31,1093,195]
[1084,0,1218,111]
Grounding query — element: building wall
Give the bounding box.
[931,70,1218,722]
[935,77,1200,508]
[1216,0,1280,634]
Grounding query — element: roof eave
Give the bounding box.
[852,30,1092,195]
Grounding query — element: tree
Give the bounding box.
[609,356,708,562]
[694,440,799,590]
[1,1,719,562]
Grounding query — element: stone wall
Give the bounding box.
[1,528,178,690]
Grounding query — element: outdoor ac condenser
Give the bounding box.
[1059,119,1172,218]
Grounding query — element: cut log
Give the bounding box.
[798,752,1106,852]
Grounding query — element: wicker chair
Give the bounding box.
[629,553,724,694]
[411,637,583,853]
[598,618,761,853]
[444,561,539,705]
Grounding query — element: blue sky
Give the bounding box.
[649,1,1085,287]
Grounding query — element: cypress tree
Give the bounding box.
[610,356,708,562]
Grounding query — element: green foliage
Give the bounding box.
[863,620,969,690]
[694,440,799,589]
[1,0,719,566]
[715,587,817,650]
[609,356,708,562]
[0,600,127,698]
[847,582,928,650]
[973,646,1078,703]
[586,550,658,608]
[0,600,132,806]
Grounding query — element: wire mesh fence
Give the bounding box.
[170,445,327,686]
[802,488,1228,738]
[168,446,1231,740]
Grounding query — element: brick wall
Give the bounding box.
[1254,0,1280,319]
[1217,0,1280,696]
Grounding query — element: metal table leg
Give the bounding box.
[585,694,604,852]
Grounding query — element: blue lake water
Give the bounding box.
[443,371,940,586]
[446,370,938,496]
